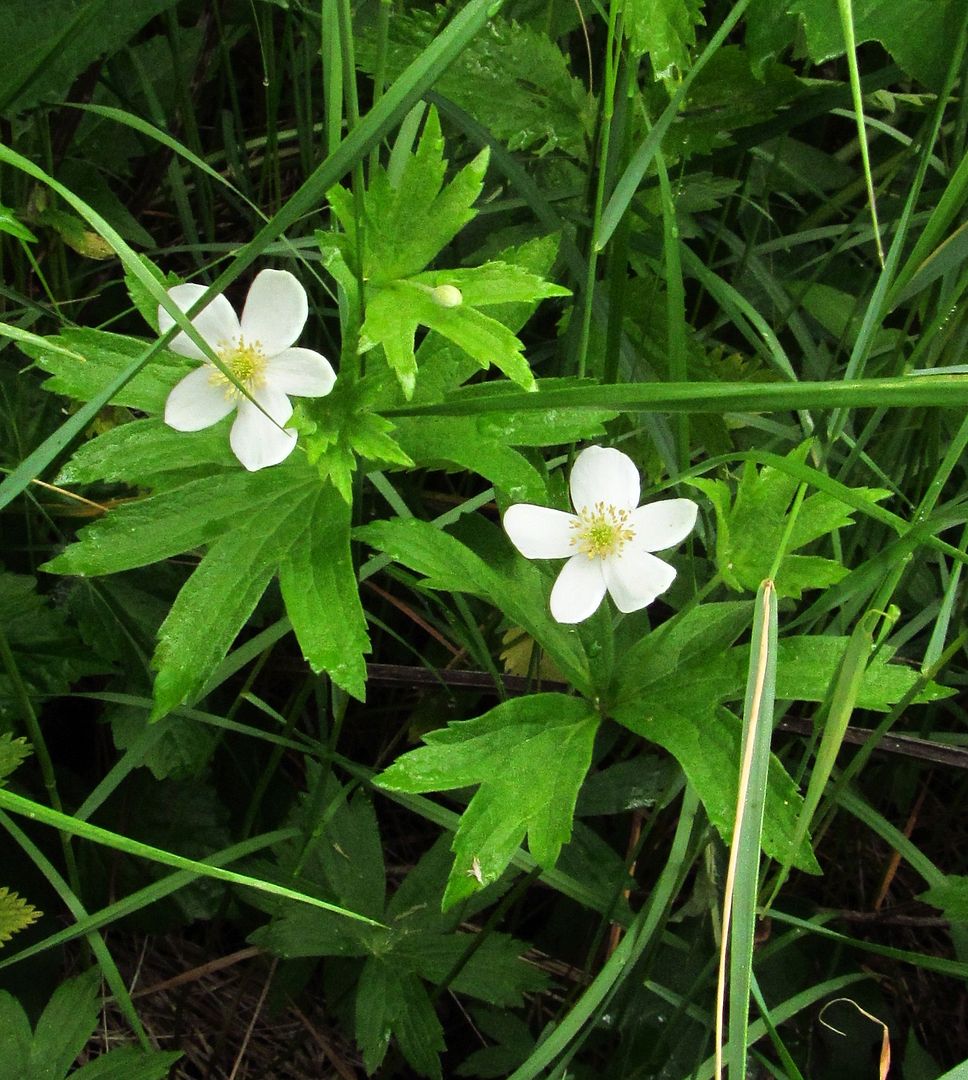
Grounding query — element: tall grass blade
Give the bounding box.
[836,0,884,266]
[716,580,777,1080]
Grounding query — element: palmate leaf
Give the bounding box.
[377,694,600,908]
[43,466,313,577]
[0,0,180,116]
[302,376,414,503]
[394,929,547,1008]
[611,602,821,873]
[0,968,179,1080]
[44,450,370,712]
[788,0,962,90]
[324,108,568,397]
[393,379,616,502]
[355,10,592,159]
[0,735,31,785]
[56,418,236,490]
[610,603,950,872]
[385,235,571,409]
[26,969,101,1080]
[278,486,370,699]
[395,415,550,502]
[0,887,41,945]
[921,877,968,922]
[620,0,706,80]
[769,637,953,710]
[0,573,104,708]
[20,327,191,413]
[359,269,551,397]
[328,107,487,283]
[251,780,543,1079]
[688,444,890,598]
[356,964,444,1080]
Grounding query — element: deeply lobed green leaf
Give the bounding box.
[377,694,600,908]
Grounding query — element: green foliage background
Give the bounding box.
[1,0,968,1077]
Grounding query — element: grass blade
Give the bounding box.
[0,786,384,928]
[716,580,777,1080]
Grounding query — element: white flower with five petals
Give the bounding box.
[503,446,698,624]
[160,268,336,471]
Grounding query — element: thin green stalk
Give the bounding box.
[828,6,968,440]
[817,626,968,833]
[507,788,700,1080]
[240,679,314,840]
[923,524,968,669]
[575,1,621,379]
[385,373,968,418]
[769,483,808,582]
[0,810,151,1047]
[165,7,216,238]
[850,413,968,628]
[765,608,882,911]
[836,0,884,265]
[750,974,807,1080]
[256,6,283,213]
[655,145,688,473]
[597,0,750,249]
[0,621,79,893]
[601,56,634,386]
[716,580,777,1080]
[0,829,296,970]
[369,0,393,181]
[0,785,385,927]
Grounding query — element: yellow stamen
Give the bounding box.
[208,337,268,398]
[570,502,636,559]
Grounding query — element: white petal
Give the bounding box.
[164,366,236,431]
[230,386,296,471]
[503,505,578,560]
[570,446,640,514]
[240,269,308,356]
[265,347,336,398]
[549,555,608,624]
[630,499,698,552]
[603,549,677,614]
[158,284,241,359]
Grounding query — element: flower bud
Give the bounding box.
[430,284,463,308]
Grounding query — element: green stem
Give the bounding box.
[576,2,620,379]
[0,621,80,894]
[508,787,700,1080]
[368,0,392,182]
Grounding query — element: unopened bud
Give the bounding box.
[430,284,463,308]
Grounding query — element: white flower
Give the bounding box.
[159,268,336,471]
[503,446,698,624]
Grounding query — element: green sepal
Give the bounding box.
[303,377,414,504]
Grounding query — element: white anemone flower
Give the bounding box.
[160,268,336,471]
[503,446,698,624]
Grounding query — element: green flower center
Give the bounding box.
[209,338,268,398]
[571,502,636,559]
